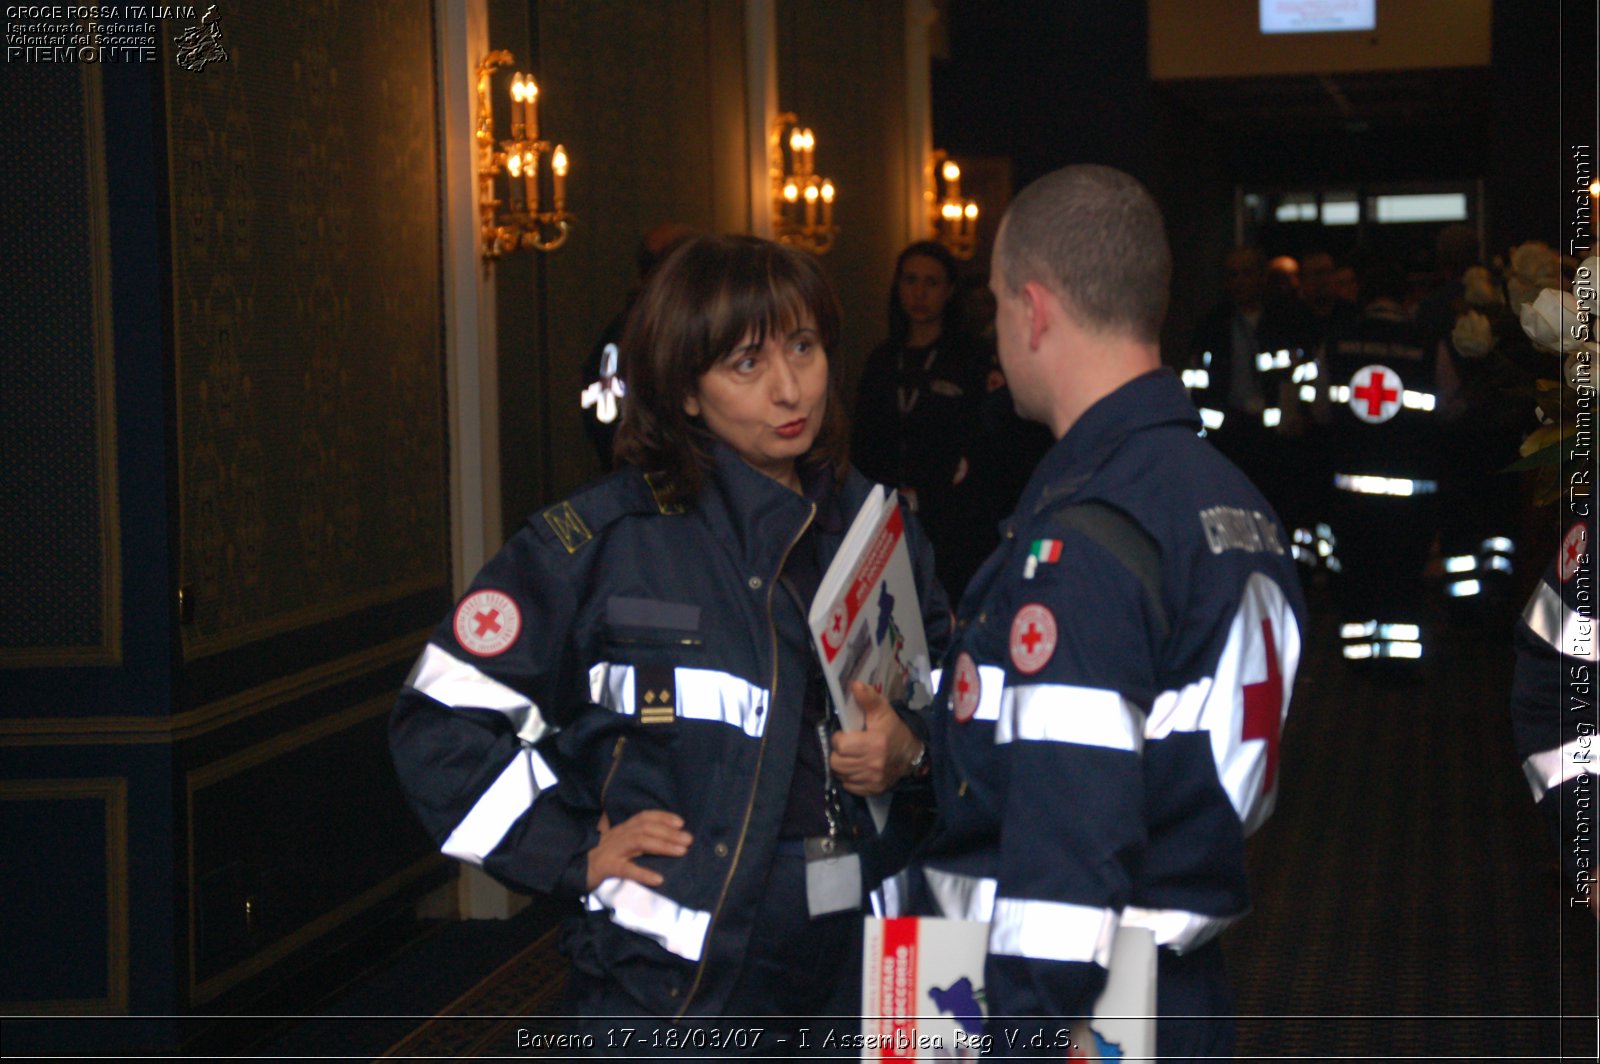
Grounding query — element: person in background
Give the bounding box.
[852,240,989,598]
[580,222,698,469]
[905,165,1306,1060]
[1509,527,1598,918]
[391,235,950,1054]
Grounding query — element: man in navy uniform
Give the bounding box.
[913,166,1307,1061]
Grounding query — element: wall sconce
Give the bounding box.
[476,50,572,259]
[770,112,837,255]
[930,150,979,261]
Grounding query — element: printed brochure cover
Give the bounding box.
[860,916,1156,1061]
[808,487,936,733]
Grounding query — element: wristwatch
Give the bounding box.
[908,742,930,779]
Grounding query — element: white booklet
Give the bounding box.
[809,486,936,730]
[808,487,936,831]
[860,916,1156,1060]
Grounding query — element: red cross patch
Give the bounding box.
[1009,604,1057,675]
[1559,521,1590,583]
[952,652,981,723]
[453,589,521,657]
[1348,364,1402,423]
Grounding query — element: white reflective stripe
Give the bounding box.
[1274,349,1292,368]
[1401,390,1436,411]
[1261,407,1282,428]
[967,664,1007,723]
[1181,368,1210,389]
[676,667,769,738]
[1523,580,1600,662]
[1523,741,1598,802]
[930,668,943,693]
[996,684,1144,752]
[588,661,635,714]
[1292,361,1319,383]
[1333,473,1438,496]
[1146,573,1300,834]
[1444,555,1477,573]
[1199,407,1225,430]
[1329,385,1351,402]
[587,662,771,736]
[989,897,1117,968]
[407,644,551,744]
[1445,579,1482,598]
[1298,384,1318,402]
[441,747,558,866]
[584,878,712,962]
[1201,349,1213,368]
[870,869,912,918]
[1121,906,1236,954]
[1255,352,1274,371]
[924,866,998,922]
[1484,536,1516,554]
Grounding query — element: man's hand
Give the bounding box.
[585,810,692,891]
[830,681,922,796]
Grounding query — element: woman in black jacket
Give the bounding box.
[390,235,949,1054]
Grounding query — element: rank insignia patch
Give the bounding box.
[543,501,592,553]
[636,663,676,724]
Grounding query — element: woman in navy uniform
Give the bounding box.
[389,235,949,1054]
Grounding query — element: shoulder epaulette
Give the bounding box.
[532,469,682,554]
[1048,500,1169,643]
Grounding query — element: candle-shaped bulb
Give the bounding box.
[511,74,526,102]
[790,128,805,154]
[1591,179,1600,198]
[941,160,960,184]
[784,182,799,203]
[526,75,540,139]
[801,130,814,152]
[942,202,961,221]
[552,144,568,210]
[820,181,835,203]
[964,202,978,220]
[805,184,820,203]
[507,152,522,177]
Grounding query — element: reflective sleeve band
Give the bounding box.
[587,662,771,737]
[1523,741,1598,801]
[1262,407,1282,428]
[407,644,550,744]
[441,747,558,866]
[584,878,712,962]
[1522,580,1600,662]
[924,865,999,923]
[989,897,1117,968]
[1120,905,1236,954]
[996,684,1144,753]
[1199,407,1225,431]
[1401,390,1436,411]
[1181,368,1210,389]
[869,869,913,918]
[1333,473,1438,496]
[967,664,1007,723]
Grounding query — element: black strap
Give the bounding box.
[1049,501,1169,644]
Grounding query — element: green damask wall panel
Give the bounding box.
[166,2,447,658]
[0,67,120,667]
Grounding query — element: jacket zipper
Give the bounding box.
[598,735,627,805]
[674,501,816,1017]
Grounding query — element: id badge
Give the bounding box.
[804,835,862,917]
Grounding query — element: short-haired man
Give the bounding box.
[912,165,1307,1060]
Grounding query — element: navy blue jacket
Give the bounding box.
[1509,527,1598,900]
[390,443,950,1018]
[919,369,1306,1023]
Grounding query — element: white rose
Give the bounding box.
[1574,256,1600,315]
[1520,288,1592,355]
[1508,241,1561,310]
[1451,310,1495,359]
[1459,265,1500,306]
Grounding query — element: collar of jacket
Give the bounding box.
[1014,367,1200,518]
[691,441,839,577]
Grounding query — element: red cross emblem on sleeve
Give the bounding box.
[1009,604,1057,675]
[1559,521,1589,583]
[1348,364,1402,423]
[952,652,981,722]
[1240,619,1283,793]
[454,589,521,657]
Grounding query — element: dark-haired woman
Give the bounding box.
[390,235,949,1053]
[852,241,989,599]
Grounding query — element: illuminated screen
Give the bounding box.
[1259,0,1376,34]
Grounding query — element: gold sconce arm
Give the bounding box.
[930,149,980,261]
[476,51,574,260]
[770,112,837,255]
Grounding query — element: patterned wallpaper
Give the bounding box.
[0,66,120,666]
[166,1,447,658]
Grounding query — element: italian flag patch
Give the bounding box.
[1023,538,1062,579]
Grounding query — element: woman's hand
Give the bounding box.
[585,810,693,891]
[830,681,923,796]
